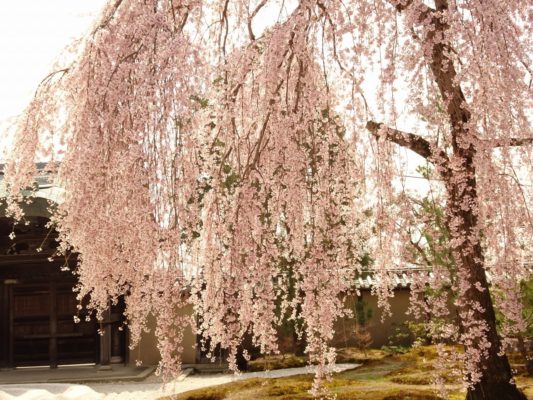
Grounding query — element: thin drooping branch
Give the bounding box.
[247,0,268,41]
[92,0,124,35]
[488,138,533,147]
[33,68,70,97]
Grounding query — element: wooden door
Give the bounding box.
[9,283,99,367]
[10,284,51,366]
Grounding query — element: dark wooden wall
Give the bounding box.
[0,216,101,368]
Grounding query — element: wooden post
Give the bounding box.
[49,283,58,368]
[99,307,111,368]
[7,283,13,368]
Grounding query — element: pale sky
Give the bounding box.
[0,1,107,133]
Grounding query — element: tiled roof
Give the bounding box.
[355,267,431,290]
[0,163,55,188]
[0,163,62,202]
[0,162,49,175]
[356,262,533,290]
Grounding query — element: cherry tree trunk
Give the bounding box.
[459,249,525,400]
[447,152,526,400]
[516,334,533,376]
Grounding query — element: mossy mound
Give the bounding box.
[166,346,533,400]
[247,347,389,373]
[248,354,307,372]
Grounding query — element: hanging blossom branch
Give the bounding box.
[3,0,367,394]
[485,138,533,148]
[192,6,368,395]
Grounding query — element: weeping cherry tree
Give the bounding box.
[2,0,532,398]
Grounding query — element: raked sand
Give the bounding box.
[0,363,359,400]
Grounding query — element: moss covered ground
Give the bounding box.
[247,347,387,372]
[164,346,533,400]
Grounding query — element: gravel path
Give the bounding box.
[0,363,360,400]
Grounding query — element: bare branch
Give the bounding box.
[366,121,433,160]
[219,0,230,56]
[366,121,452,179]
[410,236,432,267]
[247,0,268,41]
[92,0,124,35]
[35,68,70,93]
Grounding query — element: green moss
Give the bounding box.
[383,345,462,387]
[170,380,453,400]
[380,393,442,400]
[165,346,533,400]
[336,347,389,363]
[389,374,434,385]
[176,387,228,400]
[265,380,311,396]
[340,359,404,381]
[514,375,533,399]
[247,347,389,373]
[171,377,313,400]
[248,354,308,372]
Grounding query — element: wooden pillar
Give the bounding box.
[110,321,124,364]
[0,281,13,368]
[49,283,58,368]
[7,283,14,368]
[99,308,111,367]
[0,281,6,368]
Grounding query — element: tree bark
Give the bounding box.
[446,155,526,400]
[368,119,526,399]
